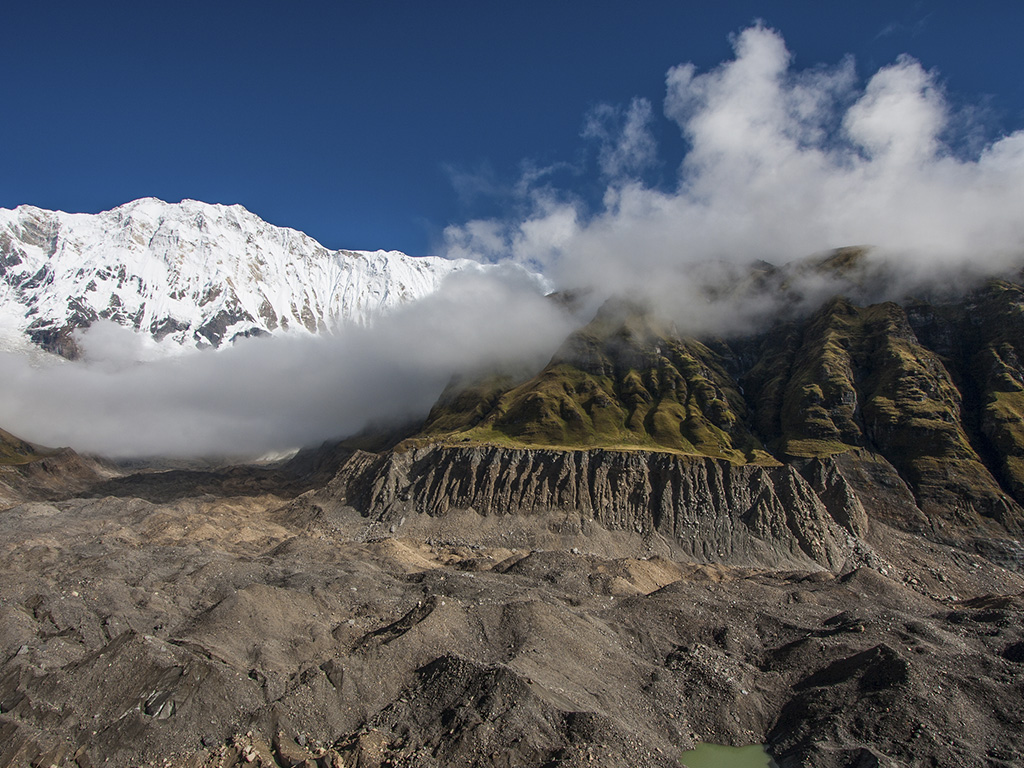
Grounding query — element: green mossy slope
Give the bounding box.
[745,295,1017,525]
[417,274,1024,533]
[421,305,770,462]
[0,427,45,465]
[971,280,1024,502]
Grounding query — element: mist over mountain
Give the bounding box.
[0,198,566,457]
[446,25,1024,332]
[0,264,568,458]
[3,24,1024,462]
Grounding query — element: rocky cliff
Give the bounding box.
[414,264,1024,549]
[318,444,873,571]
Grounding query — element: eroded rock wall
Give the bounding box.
[327,446,868,571]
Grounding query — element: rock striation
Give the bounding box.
[325,445,867,571]
[418,263,1024,547]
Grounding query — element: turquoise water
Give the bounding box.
[680,743,779,768]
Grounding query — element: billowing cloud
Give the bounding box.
[582,97,657,179]
[444,24,1024,327]
[0,268,572,457]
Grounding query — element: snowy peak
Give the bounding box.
[0,198,479,356]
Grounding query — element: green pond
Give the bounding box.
[680,743,779,768]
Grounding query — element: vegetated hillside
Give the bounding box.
[420,301,766,462]
[0,428,44,465]
[416,266,1024,543]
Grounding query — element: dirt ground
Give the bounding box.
[0,462,1022,768]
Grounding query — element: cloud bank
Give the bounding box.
[445,24,1024,327]
[0,269,571,457]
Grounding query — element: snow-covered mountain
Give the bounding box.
[0,198,481,357]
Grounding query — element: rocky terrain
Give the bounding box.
[0,430,114,511]
[0,426,1022,768]
[2,255,1024,767]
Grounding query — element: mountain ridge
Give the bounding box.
[0,198,482,356]
[410,274,1024,544]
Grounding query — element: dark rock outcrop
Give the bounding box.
[419,272,1024,543]
[326,445,866,571]
[0,443,109,510]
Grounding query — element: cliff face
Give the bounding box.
[297,267,1024,574]
[415,271,1024,544]
[325,445,870,571]
[744,293,1024,534]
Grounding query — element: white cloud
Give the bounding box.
[582,97,657,179]
[843,54,945,165]
[0,268,572,457]
[446,23,1024,320]
[73,320,190,369]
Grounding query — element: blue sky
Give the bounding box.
[3,1,1023,256]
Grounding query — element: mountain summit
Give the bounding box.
[0,198,479,356]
